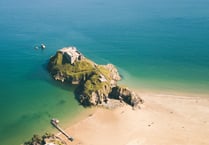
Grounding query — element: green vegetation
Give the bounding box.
[48,53,96,82]
[50,57,94,73]
[50,52,63,65]
[83,73,109,97]
[97,65,111,80]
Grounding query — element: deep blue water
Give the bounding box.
[0,0,209,144]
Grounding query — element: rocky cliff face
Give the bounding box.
[110,86,144,109]
[48,47,143,108]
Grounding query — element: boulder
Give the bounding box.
[110,86,144,108]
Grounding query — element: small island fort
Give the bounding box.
[48,46,143,107]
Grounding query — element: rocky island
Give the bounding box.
[48,47,143,108]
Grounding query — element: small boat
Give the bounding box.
[41,44,46,49]
[34,46,39,50]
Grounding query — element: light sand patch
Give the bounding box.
[57,91,209,145]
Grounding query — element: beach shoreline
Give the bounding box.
[55,90,209,145]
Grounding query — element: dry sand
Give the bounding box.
[58,91,209,145]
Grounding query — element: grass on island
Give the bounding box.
[49,52,111,83]
[83,73,110,97]
[49,51,114,104]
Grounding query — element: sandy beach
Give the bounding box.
[57,91,209,145]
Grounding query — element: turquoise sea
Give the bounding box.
[0,0,209,144]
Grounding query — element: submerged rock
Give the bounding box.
[48,46,143,107]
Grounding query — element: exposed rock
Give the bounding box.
[103,64,121,87]
[24,133,66,145]
[109,86,144,108]
[48,47,143,108]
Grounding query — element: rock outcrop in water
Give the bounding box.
[24,132,66,145]
[48,47,143,108]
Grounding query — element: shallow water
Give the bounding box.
[0,0,209,144]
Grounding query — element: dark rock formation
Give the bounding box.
[109,86,144,109]
[24,132,66,145]
[48,47,143,108]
